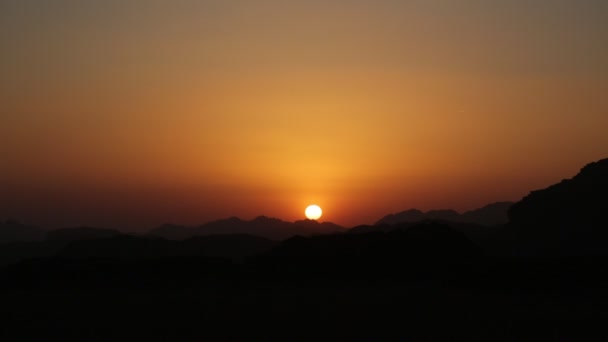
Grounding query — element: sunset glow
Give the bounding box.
[305,205,323,221]
[1,0,606,230]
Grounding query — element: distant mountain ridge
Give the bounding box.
[45,227,122,243]
[0,220,45,243]
[376,202,513,226]
[259,221,482,274]
[149,216,346,240]
[57,234,277,261]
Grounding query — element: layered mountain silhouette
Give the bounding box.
[2,159,608,340]
[265,221,481,263]
[0,220,45,243]
[2,157,607,265]
[0,227,125,267]
[509,158,608,256]
[149,216,345,240]
[376,202,513,226]
[45,227,122,243]
[348,220,507,255]
[56,234,277,261]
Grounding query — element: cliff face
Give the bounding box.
[508,159,608,255]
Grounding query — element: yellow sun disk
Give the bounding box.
[305,205,323,220]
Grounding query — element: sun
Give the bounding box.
[305,205,323,220]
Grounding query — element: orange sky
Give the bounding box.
[1,0,607,229]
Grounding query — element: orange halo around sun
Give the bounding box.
[305,205,323,220]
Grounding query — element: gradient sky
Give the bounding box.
[1,0,607,229]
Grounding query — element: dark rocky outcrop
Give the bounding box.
[509,158,608,256]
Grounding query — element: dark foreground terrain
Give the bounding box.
[2,280,606,341]
[2,248,608,341]
[1,158,608,340]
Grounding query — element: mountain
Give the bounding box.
[148,223,193,240]
[149,216,346,240]
[376,209,453,225]
[349,220,510,255]
[56,234,277,261]
[276,222,482,259]
[461,202,514,226]
[376,202,513,226]
[509,158,608,256]
[0,220,45,243]
[0,241,64,268]
[257,221,482,277]
[0,226,122,267]
[45,227,123,243]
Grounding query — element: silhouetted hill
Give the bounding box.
[149,216,345,240]
[377,202,513,226]
[350,222,419,234]
[45,227,122,243]
[462,202,514,225]
[349,220,510,256]
[183,235,278,260]
[0,241,64,268]
[0,220,45,243]
[0,227,123,267]
[258,222,482,277]
[509,158,608,256]
[56,234,277,261]
[147,223,193,240]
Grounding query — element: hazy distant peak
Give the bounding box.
[149,216,345,241]
[294,219,321,225]
[209,216,245,224]
[0,220,46,243]
[45,227,122,243]
[377,202,513,226]
[252,216,283,223]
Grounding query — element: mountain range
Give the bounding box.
[148,216,346,240]
[376,202,513,226]
[509,158,608,256]
[56,234,277,261]
[0,220,45,243]
[1,158,607,260]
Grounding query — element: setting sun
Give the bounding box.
[305,205,323,220]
